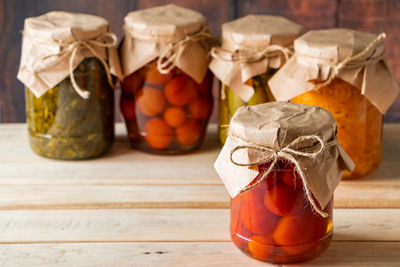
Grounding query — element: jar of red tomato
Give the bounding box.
[119,5,217,154]
[214,102,354,264]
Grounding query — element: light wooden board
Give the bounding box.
[1,183,400,209]
[0,124,399,209]
[0,209,398,243]
[0,123,399,265]
[0,242,399,267]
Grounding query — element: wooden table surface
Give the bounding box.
[0,123,399,266]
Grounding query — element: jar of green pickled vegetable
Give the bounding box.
[17,12,121,159]
[209,15,305,144]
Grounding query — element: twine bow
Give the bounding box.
[211,44,292,65]
[34,32,118,99]
[230,133,337,217]
[301,33,386,91]
[125,25,215,75]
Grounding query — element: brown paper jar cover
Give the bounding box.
[214,102,354,211]
[210,15,305,102]
[268,29,400,114]
[269,29,399,179]
[120,4,217,83]
[17,11,121,97]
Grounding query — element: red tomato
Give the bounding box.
[238,171,280,236]
[263,183,306,216]
[144,118,173,149]
[136,87,166,116]
[175,119,203,146]
[278,161,303,188]
[230,197,252,253]
[141,61,175,85]
[164,75,198,106]
[188,93,212,120]
[164,107,187,128]
[273,206,329,247]
[248,235,275,261]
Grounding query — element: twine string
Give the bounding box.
[33,32,118,99]
[210,44,292,65]
[230,133,337,217]
[298,33,386,91]
[125,25,215,75]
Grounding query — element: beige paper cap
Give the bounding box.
[210,15,305,101]
[269,29,400,113]
[17,11,122,98]
[121,4,216,83]
[214,102,354,216]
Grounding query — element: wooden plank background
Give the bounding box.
[0,0,399,123]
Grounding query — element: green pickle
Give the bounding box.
[25,57,114,160]
[218,71,276,144]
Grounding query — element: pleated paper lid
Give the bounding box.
[269,29,400,113]
[121,4,216,83]
[17,11,121,98]
[24,11,109,42]
[124,4,206,40]
[209,15,304,102]
[221,15,305,50]
[214,102,354,215]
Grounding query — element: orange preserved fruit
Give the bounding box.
[248,236,275,261]
[141,61,175,85]
[122,72,143,94]
[144,118,173,149]
[164,107,187,128]
[273,206,328,247]
[291,78,382,179]
[188,93,212,119]
[280,241,317,256]
[263,183,306,216]
[175,119,202,146]
[230,197,252,252]
[164,75,198,106]
[136,87,166,116]
[239,173,280,236]
[278,162,303,188]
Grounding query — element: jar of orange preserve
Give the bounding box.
[214,102,354,263]
[119,5,217,154]
[269,29,399,179]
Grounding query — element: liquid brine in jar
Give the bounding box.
[120,5,217,154]
[269,29,399,179]
[17,12,120,159]
[210,15,305,144]
[214,102,354,264]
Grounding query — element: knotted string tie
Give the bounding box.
[230,133,337,217]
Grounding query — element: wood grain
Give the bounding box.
[338,0,400,122]
[0,209,398,243]
[0,124,399,209]
[1,242,400,266]
[1,0,400,123]
[237,0,338,29]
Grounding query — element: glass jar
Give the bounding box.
[230,160,333,263]
[291,78,382,179]
[120,60,213,154]
[218,70,276,144]
[25,57,115,159]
